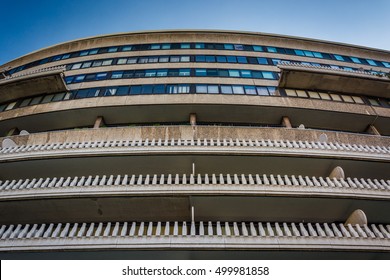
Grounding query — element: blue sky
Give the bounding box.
[1,0,389,65]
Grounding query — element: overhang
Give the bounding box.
[0,66,67,103]
[278,63,390,98]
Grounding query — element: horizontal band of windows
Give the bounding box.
[0,84,277,112]
[64,69,279,84]
[7,41,390,76]
[64,55,385,76]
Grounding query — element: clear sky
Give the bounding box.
[1,0,389,65]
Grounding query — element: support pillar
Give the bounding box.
[281,116,292,128]
[93,116,105,129]
[366,125,380,136]
[189,113,197,126]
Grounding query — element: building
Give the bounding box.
[0,30,389,259]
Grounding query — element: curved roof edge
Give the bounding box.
[2,29,390,67]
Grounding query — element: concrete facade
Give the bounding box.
[0,30,389,259]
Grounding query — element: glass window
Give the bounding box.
[89,49,98,55]
[134,70,145,78]
[352,96,364,104]
[141,85,154,94]
[330,94,342,101]
[80,50,89,56]
[285,89,297,96]
[181,43,190,49]
[166,85,178,93]
[157,69,168,77]
[41,94,54,104]
[368,98,380,106]
[123,71,134,78]
[5,102,17,111]
[127,57,137,64]
[257,57,268,65]
[145,70,156,77]
[227,56,237,63]
[103,88,117,96]
[196,55,205,62]
[116,86,129,96]
[96,73,107,80]
[296,90,308,98]
[117,58,127,65]
[195,43,205,49]
[217,56,227,63]
[294,49,305,56]
[108,47,118,53]
[226,69,239,77]
[0,104,7,112]
[179,69,190,76]
[159,56,169,63]
[221,85,233,94]
[232,85,245,94]
[170,56,180,63]
[267,87,276,95]
[102,59,113,66]
[218,69,229,77]
[178,84,190,93]
[350,57,362,64]
[207,85,219,94]
[266,47,277,53]
[262,72,274,79]
[53,55,62,61]
[122,46,132,51]
[71,63,82,70]
[138,57,148,63]
[237,56,247,64]
[61,54,70,59]
[130,85,142,94]
[64,76,74,84]
[92,61,103,67]
[180,56,190,62]
[253,46,263,52]
[244,85,257,95]
[195,69,207,76]
[87,89,101,97]
[308,91,320,99]
[205,56,216,63]
[240,70,252,78]
[75,89,89,99]
[341,95,354,103]
[196,85,208,93]
[319,92,331,100]
[257,87,270,96]
[153,84,165,94]
[224,44,234,50]
[334,54,345,61]
[151,44,160,50]
[382,61,390,68]
[19,98,32,107]
[52,93,66,102]
[313,52,324,58]
[148,57,158,63]
[304,50,314,57]
[206,69,218,76]
[366,59,377,66]
[168,69,179,76]
[234,44,244,51]
[161,43,171,49]
[63,92,72,100]
[74,75,85,82]
[81,61,92,68]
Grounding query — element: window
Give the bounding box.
[102,59,113,66]
[179,69,190,76]
[224,44,234,50]
[257,87,270,96]
[52,92,66,102]
[350,57,362,64]
[218,69,229,77]
[228,69,240,77]
[196,85,208,93]
[89,49,98,55]
[148,57,158,63]
[145,70,156,77]
[161,43,171,49]
[195,69,207,76]
[170,56,180,63]
[253,46,263,52]
[216,56,227,63]
[96,73,107,80]
[206,69,218,76]
[285,89,297,97]
[266,47,277,53]
[227,56,237,63]
[234,44,244,51]
[117,58,127,65]
[240,70,252,78]
[74,75,85,82]
[71,63,82,70]
[104,88,117,96]
[138,57,148,63]
[87,89,101,97]
[267,87,276,95]
[82,61,92,68]
[304,50,314,57]
[195,43,205,49]
[232,85,244,94]
[181,43,190,49]
[330,94,342,101]
[334,54,345,61]
[296,90,308,98]
[65,76,74,84]
[244,86,256,95]
[19,98,32,107]
[319,92,331,100]
[168,69,179,76]
[80,50,89,56]
[92,61,103,67]
[294,49,305,56]
[116,86,129,96]
[122,46,132,51]
[134,70,145,78]
[127,58,137,64]
[150,44,160,50]
[130,85,142,94]
[141,85,154,94]
[180,56,190,62]
[352,96,364,104]
[341,95,354,103]
[108,47,118,53]
[382,61,390,68]
[262,72,274,79]
[366,59,377,66]
[166,85,178,94]
[5,102,17,111]
[257,57,268,65]
[237,56,247,64]
[41,94,54,104]
[61,54,70,59]
[308,91,320,99]
[207,85,219,94]
[313,52,323,58]
[368,98,380,106]
[205,56,216,63]
[221,85,233,94]
[123,71,134,78]
[157,69,168,77]
[196,56,205,62]
[153,84,165,94]
[75,89,89,99]
[178,84,190,93]
[159,56,169,63]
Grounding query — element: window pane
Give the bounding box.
[179,69,190,76]
[196,55,205,62]
[5,102,17,110]
[313,52,323,58]
[308,91,320,99]
[319,92,331,100]
[153,84,165,94]
[75,89,89,99]
[52,93,66,102]
[145,70,156,77]
[234,44,244,50]
[227,56,237,63]
[166,85,178,93]
[352,96,364,104]
[130,85,142,94]
[178,84,190,93]
[240,70,252,78]
[304,50,314,57]
[116,86,129,96]
[108,47,118,53]
[218,69,229,77]
[232,85,244,94]
[285,89,297,96]
[262,72,274,79]
[228,70,240,77]
[221,85,233,94]
[122,46,132,51]
[159,56,169,63]
[181,43,190,49]
[253,46,263,52]
[148,57,158,63]
[244,86,256,95]
[205,56,216,63]
[196,85,208,93]
[216,56,227,63]
[237,56,247,64]
[80,50,89,56]
[161,43,170,49]
[195,69,207,76]
[41,94,54,104]
[74,75,85,82]
[71,63,82,70]
[89,49,98,55]
[81,61,92,68]
[61,54,70,59]
[266,47,277,53]
[170,56,180,63]
[102,59,113,66]
[19,98,32,107]
[104,88,117,96]
[382,61,390,68]
[123,71,134,78]
[117,58,127,65]
[151,44,160,50]
[138,57,148,63]
[127,58,137,64]
[294,49,305,56]
[141,85,154,94]
[224,44,233,50]
[87,89,101,97]
[296,90,308,97]
[267,87,276,95]
[257,57,268,65]
[330,94,342,101]
[251,71,263,78]
[92,61,103,67]
[207,85,219,94]
[341,95,354,103]
[257,87,270,96]
[195,43,205,49]
[368,98,380,106]
[180,56,190,62]
[350,57,361,64]
[366,59,377,66]
[206,69,218,76]
[334,54,345,61]
[96,73,107,80]
[157,69,168,77]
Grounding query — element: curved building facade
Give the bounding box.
[0,30,389,259]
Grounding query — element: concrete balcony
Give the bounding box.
[278,62,390,98]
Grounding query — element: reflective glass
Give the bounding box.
[244,86,256,95]
[102,59,113,66]
[111,71,123,79]
[228,70,240,77]
[257,57,268,65]
[303,50,314,57]
[89,49,98,55]
[178,84,190,93]
[180,56,190,62]
[145,70,156,77]
[195,43,205,49]
[240,70,252,78]
[294,50,305,56]
[237,56,247,64]
[224,44,234,50]
[257,87,269,96]
[181,43,190,49]
[179,69,190,76]
[221,85,233,94]
[127,58,137,64]
[153,84,165,94]
[266,47,277,53]
[151,44,160,50]
[217,56,227,63]
[157,69,168,76]
[232,85,244,94]
[205,56,216,63]
[366,59,377,66]
[253,46,263,52]
[122,46,132,51]
[108,47,118,53]
[262,72,274,79]
[117,58,127,65]
[166,85,178,93]
[96,73,107,80]
[334,54,345,61]
[195,69,207,76]
[350,57,361,64]
[313,52,323,58]
[71,63,82,70]
[130,86,142,94]
[196,56,205,62]
[207,85,219,94]
[227,56,237,63]
[196,85,208,93]
[159,56,169,63]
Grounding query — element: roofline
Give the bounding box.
[2,29,390,67]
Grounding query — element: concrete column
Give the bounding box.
[93,116,105,129]
[281,116,292,128]
[345,209,367,225]
[329,166,345,179]
[366,125,381,136]
[189,113,197,126]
